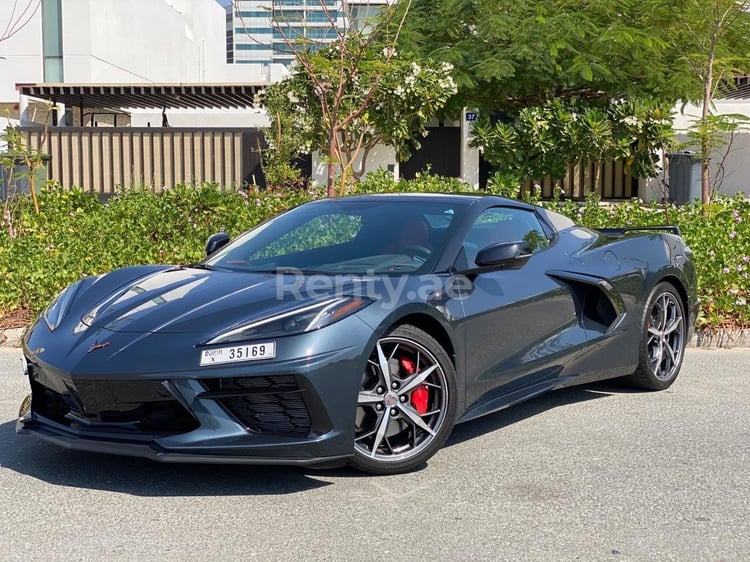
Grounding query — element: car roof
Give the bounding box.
[324,192,536,209]
[302,192,575,233]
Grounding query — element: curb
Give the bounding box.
[2,326,749,350]
[692,328,750,349]
[0,327,26,348]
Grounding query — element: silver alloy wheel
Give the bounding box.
[354,336,449,463]
[646,291,685,381]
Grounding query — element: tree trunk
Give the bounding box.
[701,19,719,205]
[327,132,337,198]
[700,134,711,205]
[700,74,713,205]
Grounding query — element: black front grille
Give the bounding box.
[28,362,199,435]
[202,375,312,438]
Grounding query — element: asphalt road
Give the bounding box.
[0,348,748,562]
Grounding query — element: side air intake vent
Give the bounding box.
[581,285,618,333]
[547,270,624,335]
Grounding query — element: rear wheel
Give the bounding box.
[629,282,686,390]
[350,325,456,474]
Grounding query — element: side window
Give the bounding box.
[462,207,550,266]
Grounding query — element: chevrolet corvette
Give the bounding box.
[17,193,698,474]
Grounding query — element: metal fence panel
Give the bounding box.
[20,127,265,194]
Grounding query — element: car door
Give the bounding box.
[455,206,588,420]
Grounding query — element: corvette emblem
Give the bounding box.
[87,341,111,353]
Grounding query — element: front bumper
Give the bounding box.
[17,319,375,466]
[16,413,350,467]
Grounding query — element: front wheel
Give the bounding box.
[350,325,457,474]
[629,282,687,390]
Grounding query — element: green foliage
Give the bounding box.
[1,182,748,330]
[485,172,522,199]
[398,0,676,114]
[357,168,472,193]
[663,0,750,104]
[471,97,674,184]
[261,18,457,195]
[0,183,320,314]
[256,85,308,190]
[672,196,750,328]
[397,0,750,198]
[1,122,49,228]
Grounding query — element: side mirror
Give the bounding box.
[474,241,533,270]
[205,232,230,257]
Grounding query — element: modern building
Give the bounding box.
[0,0,230,120]
[225,0,391,71]
[1,0,474,195]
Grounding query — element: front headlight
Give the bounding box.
[206,296,373,345]
[43,284,78,332]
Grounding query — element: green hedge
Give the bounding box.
[1,176,748,329]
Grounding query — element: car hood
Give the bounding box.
[77,266,344,337]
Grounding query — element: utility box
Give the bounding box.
[666,151,702,204]
[0,156,49,200]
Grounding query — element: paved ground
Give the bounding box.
[0,348,748,562]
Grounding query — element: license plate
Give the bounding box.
[199,342,276,366]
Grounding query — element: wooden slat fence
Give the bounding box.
[519,160,638,200]
[20,127,265,194]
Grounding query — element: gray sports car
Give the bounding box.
[17,193,698,474]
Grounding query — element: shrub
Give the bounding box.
[0,180,747,329]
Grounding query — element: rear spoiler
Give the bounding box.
[596,225,682,237]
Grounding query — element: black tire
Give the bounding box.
[349,324,457,474]
[629,282,687,390]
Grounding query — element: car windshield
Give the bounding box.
[205,199,465,274]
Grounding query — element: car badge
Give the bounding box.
[88,341,111,353]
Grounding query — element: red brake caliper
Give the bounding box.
[400,357,430,415]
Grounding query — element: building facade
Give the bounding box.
[0,0,228,106]
[226,0,390,71]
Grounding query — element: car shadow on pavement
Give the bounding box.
[445,380,637,448]
[0,381,638,490]
[310,380,639,477]
[0,420,332,496]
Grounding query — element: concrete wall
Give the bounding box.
[0,0,232,104]
[312,145,400,186]
[67,0,226,83]
[224,61,289,83]
[0,2,44,101]
[639,100,750,202]
[460,109,480,188]
[130,107,270,128]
